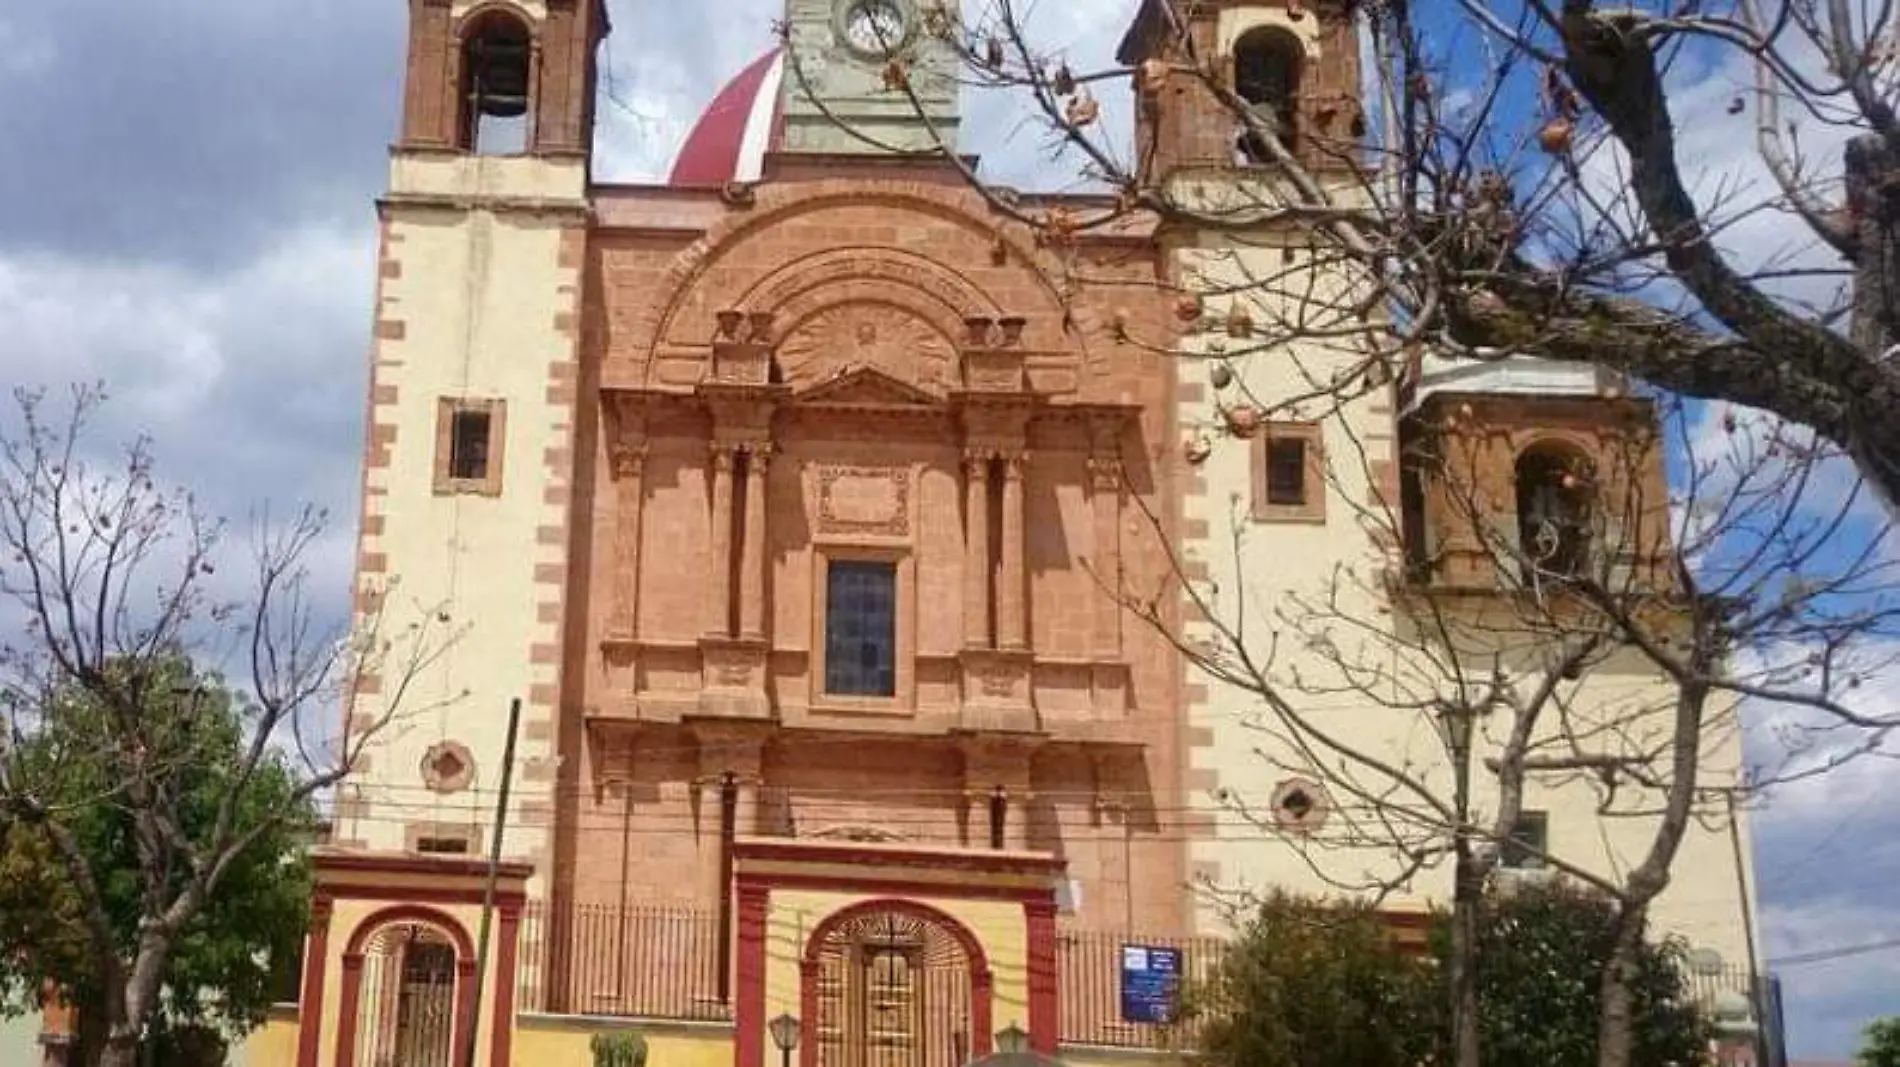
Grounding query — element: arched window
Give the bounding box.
[459,11,533,155]
[1233,27,1303,162]
[1515,444,1594,581]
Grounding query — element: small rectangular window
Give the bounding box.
[416,836,470,856]
[1266,438,1307,505]
[1502,810,1548,869]
[434,398,505,496]
[449,410,492,481]
[825,560,897,698]
[1252,422,1325,524]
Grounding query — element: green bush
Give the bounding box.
[592,1029,650,1067]
[1187,884,1710,1067]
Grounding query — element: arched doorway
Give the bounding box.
[805,904,990,1067]
[349,916,469,1067]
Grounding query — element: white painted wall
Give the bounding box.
[335,150,586,894]
[1171,4,1754,970]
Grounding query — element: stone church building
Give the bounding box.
[245,0,1760,1065]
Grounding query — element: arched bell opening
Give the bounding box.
[1514,442,1596,582]
[1233,27,1303,163]
[458,8,534,155]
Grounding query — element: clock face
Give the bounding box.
[841,0,908,56]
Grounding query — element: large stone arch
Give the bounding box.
[636,181,1074,382]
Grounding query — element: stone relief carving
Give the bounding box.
[774,303,954,394]
[419,741,476,794]
[815,465,911,537]
[808,824,908,843]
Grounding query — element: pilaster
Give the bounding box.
[963,452,993,648]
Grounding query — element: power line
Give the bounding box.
[1767,936,1900,969]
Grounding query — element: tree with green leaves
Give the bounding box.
[1859,1016,1900,1067]
[1450,881,1710,1067]
[1188,885,1709,1067]
[0,663,315,1059]
[0,386,456,1067]
[1187,891,1442,1067]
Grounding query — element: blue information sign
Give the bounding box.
[1120,944,1182,1024]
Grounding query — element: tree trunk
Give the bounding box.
[95,1035,138,1067]
[1449,721,1482,1067]
[1847,133,1900,363]
[1449,846,1483,1067]
[1595,906,1649,1067]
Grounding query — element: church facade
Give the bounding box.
[253,1,1762,1066]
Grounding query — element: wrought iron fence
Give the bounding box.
[518,901,731,1021]
[1056,927,1226,1050]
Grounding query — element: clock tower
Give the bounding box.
[781,0,961,155]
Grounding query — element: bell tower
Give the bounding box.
[396,0,605,158]
[1116,0,1363,181]
[780,0,961,155]
[1115,0,1389,937]
[334,0,604,887]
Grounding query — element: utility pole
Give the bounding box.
[1725,790,1770,1067]
[461,698,522,1067]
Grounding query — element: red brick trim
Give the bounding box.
[1024,897,1059,1054]
[317,851,534,885]
[733,837,1067,879]
[491,903,522,1066]
[738,872,1054,903]
[294,898,332,1067]
[734,883,770,1067]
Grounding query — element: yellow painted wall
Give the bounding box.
[514,1015,735,1067]
[1058,1046,1187,1067]
[230,1008,300,1067]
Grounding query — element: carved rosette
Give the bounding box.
[420,741,476,794]
[775,302,954,395]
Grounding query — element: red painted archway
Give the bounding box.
[797,898,995,1067]
[335,905,477,1067]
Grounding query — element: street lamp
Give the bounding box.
[768,1013,801,1067]
[995,1022,1030,1056]
[1434,701,1481,1067]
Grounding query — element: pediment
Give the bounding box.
[793,365,944,408]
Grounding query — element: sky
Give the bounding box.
[0,0,1895,1059]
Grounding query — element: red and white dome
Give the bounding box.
[668,49,787,187]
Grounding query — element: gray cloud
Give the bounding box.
[0,1,403,271]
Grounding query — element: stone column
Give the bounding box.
[739,445,770,640]
[1088,456,1123,658]
[610,443,648,636]
[963,452,993,648]
[707,446,735,637]
[998,453,1028,650]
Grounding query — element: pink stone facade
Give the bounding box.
[548,169,1193,935]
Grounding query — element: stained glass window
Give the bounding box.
[825,560,897,697]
